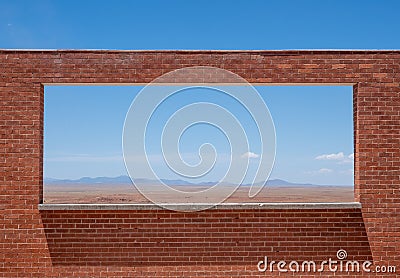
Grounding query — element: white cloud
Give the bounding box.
[315,152,354,164]
[315,152,345,160]
[241,152,260,159]
[7,23,12,27]
[318,168,333,174]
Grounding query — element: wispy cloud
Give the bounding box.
[316,152,345,160]
[241,152,260,159]
[45,154,122,162]
[339,168,354,175]
[306,168,334,175]
[318,168,333,174]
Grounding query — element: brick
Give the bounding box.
[1,49,399,277]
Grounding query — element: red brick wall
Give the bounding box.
[1,50,399,277]
[41,208,370,262]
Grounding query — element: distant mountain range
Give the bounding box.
[44,175,313,186]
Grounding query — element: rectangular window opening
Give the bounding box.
[43,85,354,204]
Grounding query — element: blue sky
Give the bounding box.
[1,0,400,50]
[44,85,354,185]
[2,0,399,185]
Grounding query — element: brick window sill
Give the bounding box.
[38,202,361,210]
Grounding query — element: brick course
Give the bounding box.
[1,50,399,277]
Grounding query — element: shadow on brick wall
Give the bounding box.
[40,209,372,267]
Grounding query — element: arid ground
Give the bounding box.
[44,184,354,203]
